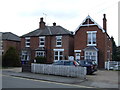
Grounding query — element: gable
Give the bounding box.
[74,15,105,34]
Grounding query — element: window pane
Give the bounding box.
[88,33,91,44]
[92,33,96,44]
[55,56,58,60]
[57,42,61,45]
[60,56,63,60]
[55,51,58,55]
[40,42,44,45]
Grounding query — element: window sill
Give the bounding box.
[56,45,62,47]
[87,44,97,46]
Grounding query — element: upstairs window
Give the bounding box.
[56,36,62,47]
[87,31,97,46]
[25,37,30,47]
[39,36,45,47]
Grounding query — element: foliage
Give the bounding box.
[111,36,117,60]
[2,47,21,67]
[116,46,120,61]
[35,56,47,64]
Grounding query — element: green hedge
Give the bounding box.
[35,56,47,64]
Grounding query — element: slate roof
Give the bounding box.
[83,46,98,51]
[21,26,73,37]
[2,32,20,41]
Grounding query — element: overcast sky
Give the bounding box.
[0,0,119,46]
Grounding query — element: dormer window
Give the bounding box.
[87,31,97,46]
[39,36,45,47]
[56,36,62,47]
[25,37,30,47]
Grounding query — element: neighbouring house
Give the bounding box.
[74,14,112,68]
[1,32,21,55]
[20,18,74,64]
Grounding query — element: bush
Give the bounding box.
[35,56,47,64]
[2,47,21,67]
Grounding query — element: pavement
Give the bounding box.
[2,67,120,89]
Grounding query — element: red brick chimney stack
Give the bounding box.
[39,17,46,29]
[103,14,107,32]
[53,22,56,26]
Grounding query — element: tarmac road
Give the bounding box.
[2,74,91,88]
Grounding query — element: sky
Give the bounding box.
[0,0,119,46]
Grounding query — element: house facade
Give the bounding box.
[21,14,112,68]
[74,14,112,68]
[21,18,74,63]
[1,32,21,55]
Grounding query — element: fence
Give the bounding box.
[31,63,86,78]
[105,61,120,70]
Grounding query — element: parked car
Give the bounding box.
[76,59,97,75]
[53,60,79,66]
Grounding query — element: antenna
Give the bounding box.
[43,13,47,22]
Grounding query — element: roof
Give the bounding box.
[2,32,20,41]
[74,15,106,34]
[21,26,73,37]
[83,46,98,51]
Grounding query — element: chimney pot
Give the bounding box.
[53,22,56,26]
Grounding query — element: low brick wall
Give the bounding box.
[31,63,86,78]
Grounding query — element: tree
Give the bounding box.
[116,46,120,61]
[111,36,117,60]
[2,47,21,67]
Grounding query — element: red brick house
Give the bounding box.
[1,32,21,55]
[20,18,74,63]
[74,14,112,68]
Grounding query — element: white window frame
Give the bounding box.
[85,51,98,64]
[21,51,29,61]
[53,49,64,62]
[87,31,97,46]
[56,36,62,47]
[39,36,45,47]
[25,37,30,47]
[35,51,45,57]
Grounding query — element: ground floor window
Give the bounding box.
[35,51,45,57]
[54,51,64,61]
[21,51,30,61]
[85,51,97,64]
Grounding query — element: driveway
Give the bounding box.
[80,70,119,88]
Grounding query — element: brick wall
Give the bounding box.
[21,35,74,63]
[3,40,20,54]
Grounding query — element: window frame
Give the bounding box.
[39,36,45,47]
[87,31,97,46]
[25,37,30,47]
[56,36,62,47]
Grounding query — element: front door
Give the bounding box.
[75,53,80,60]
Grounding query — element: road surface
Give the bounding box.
[2,74,91,88]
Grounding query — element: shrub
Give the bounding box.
[2,47,21,67]
[35,56,47,64]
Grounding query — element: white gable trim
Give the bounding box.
[74,15,105,35]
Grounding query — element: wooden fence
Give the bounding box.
[105,61,120,70]
[31,63,86,78]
